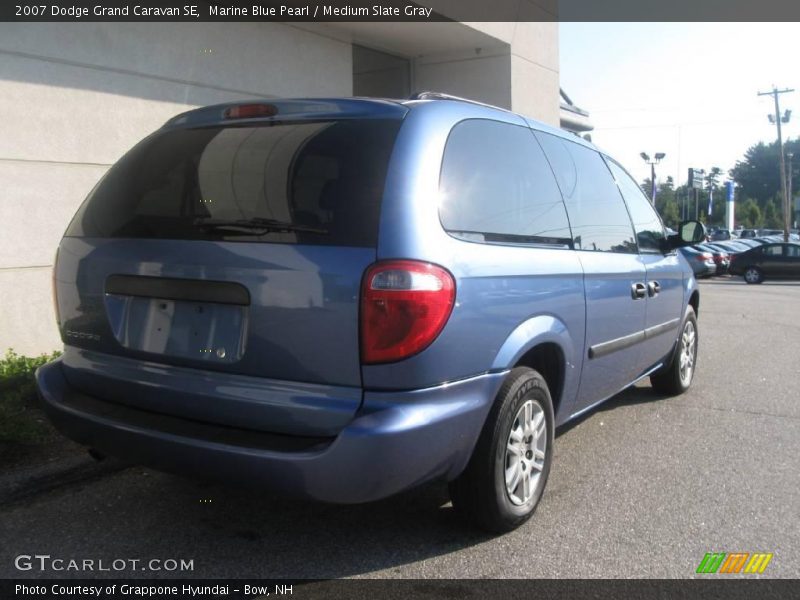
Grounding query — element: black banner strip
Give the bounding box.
[4,0,800,22]
[3,579,800,600]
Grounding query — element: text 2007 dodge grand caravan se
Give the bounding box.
[36,94,704,532]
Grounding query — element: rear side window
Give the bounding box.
[439,119,572,247]
[606,159,666,253]
[66,119,402,246]
[535,132,636,253]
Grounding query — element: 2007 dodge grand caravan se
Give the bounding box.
[37,94,704,532]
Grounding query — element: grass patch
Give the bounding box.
[0,349,61,444]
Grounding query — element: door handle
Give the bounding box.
[631,282,647,300]
[647,281,661,297]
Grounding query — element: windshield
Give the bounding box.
[66,119,402,246]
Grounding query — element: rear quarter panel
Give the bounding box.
[364,102,586,423]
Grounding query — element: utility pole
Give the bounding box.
[758,86,794,242]
[788,152,794,229]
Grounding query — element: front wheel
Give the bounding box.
[449,367,554,533]
[743,267,763,284]
[651,306,698,395]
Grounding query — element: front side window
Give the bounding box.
[606,159,666,253]
[439,119,572,247]
[535,132,636,253]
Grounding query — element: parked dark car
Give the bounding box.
[694,243,730,274]
[739,229,758,239]
[709,229,731,241]
[715,239,763,255]
[759,229,784,237]
[35,95,704,532]
[706,240,753,258]
[729,242,800,283]
[679,246,717,278]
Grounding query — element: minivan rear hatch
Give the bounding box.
[55,100,405,436]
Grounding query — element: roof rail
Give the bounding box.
[407,91,511,113]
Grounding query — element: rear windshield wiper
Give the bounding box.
[195,217,328,235]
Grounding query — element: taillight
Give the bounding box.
[52,248,60,327]
[360,260,455,364]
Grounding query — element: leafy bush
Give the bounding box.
[0,349,61,444]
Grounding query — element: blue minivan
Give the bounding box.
[36,94,703,532]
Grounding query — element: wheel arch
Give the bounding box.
[490,315,579,423]
[689,289,700,317]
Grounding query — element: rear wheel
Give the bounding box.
[449,367,554,533]
[651,306,698,395]
[743,266,763,284]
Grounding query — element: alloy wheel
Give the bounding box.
[505,399,547,506]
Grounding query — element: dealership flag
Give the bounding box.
[708,189,713,216]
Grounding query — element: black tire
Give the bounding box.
[449,367,554,533]
[743,266,763,284]
[650,306,698,395]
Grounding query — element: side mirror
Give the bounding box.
[680,221,706,243]
[667,220,706,250]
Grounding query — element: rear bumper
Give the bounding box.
[36,359,506,503]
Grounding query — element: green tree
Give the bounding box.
[730,138,800,206]
[739,198,762,228]
[705,167,723,192]
[763,198,782,228]
[659,198,680,228]
[654,180,680,228]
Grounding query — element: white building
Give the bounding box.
[0,18,566,355]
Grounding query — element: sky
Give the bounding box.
[559,23,800,188]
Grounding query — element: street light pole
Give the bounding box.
[640,152,666,205]
[758,86,794,242]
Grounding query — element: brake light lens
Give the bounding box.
[361,260,455,364]
[223,103,277,119]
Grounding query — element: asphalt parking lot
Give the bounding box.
[1,278,798,579]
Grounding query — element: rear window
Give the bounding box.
[66,119,402,246]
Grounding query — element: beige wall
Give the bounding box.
[0,22,353,355]
[335,21,560,124]
[0,19,559,356]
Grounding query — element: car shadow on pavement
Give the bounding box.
[555,383,670,436]
[86,468,494,579]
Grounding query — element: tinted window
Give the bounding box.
[66,119,402,246]
[535,132,636,253]
[439,119,572,246]
[606,159,666,253]
[786,245,800,258]
[764,245,783,256]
